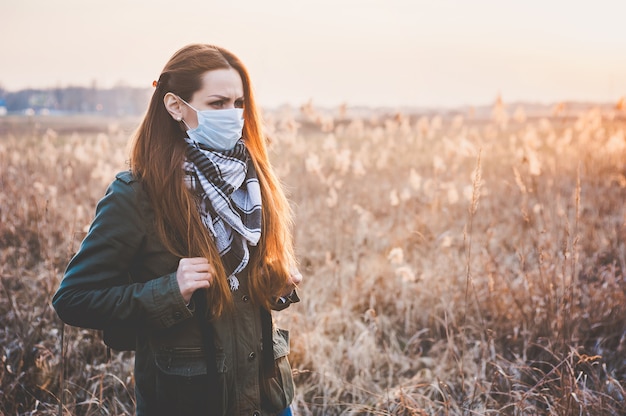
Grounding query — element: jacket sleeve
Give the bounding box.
[271,290,301,311]
[52,173,193,331]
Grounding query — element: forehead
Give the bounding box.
[195,68,243,97]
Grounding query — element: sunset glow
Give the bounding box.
[2,0,626,107]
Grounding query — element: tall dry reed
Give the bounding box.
[1,102,625,415]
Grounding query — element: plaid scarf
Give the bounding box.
[183,138,262,290]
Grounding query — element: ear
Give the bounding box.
[163,93,184,122]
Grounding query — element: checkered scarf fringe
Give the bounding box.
[183,138,262,291]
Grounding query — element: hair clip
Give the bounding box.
[152,80,158,88]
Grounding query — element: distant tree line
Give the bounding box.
[0,85,152,116]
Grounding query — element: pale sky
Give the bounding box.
[2,0,625,108]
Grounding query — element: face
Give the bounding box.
[165,67,244,129]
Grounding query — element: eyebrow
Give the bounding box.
[207,94,245,100]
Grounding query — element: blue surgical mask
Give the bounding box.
[179,97,244,151]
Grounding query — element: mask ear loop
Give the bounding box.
[179,116,191,130]
[174,95,193,130]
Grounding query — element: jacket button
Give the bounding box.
[248,352,256,361]
[242,295,250,302]
[173,311,183,319]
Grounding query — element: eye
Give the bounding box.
[210,100,225,108]
[235,99,245,109]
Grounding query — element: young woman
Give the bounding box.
[53,44,301,416]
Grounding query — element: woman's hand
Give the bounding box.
[281,266,303,297]
[176,257,214,304]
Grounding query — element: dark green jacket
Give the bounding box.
[53,171,296,416]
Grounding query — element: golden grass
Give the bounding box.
[1,102,625,415]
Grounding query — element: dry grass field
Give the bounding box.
[1,100,625,415]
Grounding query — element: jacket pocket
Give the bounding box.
[261,328,295,412]
[154,346,213,376]
[154,347,228,415]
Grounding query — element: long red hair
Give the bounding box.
[130,44,295,316]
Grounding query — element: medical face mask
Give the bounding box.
[179,97,244,151]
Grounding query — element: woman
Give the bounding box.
[53,44,301,416]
